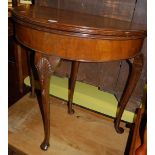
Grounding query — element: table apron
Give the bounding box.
[15,23,144,62]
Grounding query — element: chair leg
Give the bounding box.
[35,52,61,151]
[68,61,80,114]
[114,53,144,133]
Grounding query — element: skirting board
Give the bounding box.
[24,76,135,123]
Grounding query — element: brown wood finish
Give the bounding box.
[130,108,143,155]
[115,53,143,133]
[68,61,80,114]
[14,43,24,94]
[129,85,147,155]
[35,0,137,22]
[15,24,144,62]
[129,108,146,155]
[8,0,30,107]
[12,5,146,150]
[12,0,18,7]
[8,37,29,107]
[27,50,35,97]
[135,127,147,155]
[35,53,61,150]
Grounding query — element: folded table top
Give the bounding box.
[12,5,146,40]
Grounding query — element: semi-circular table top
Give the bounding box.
[13,5,146,39]
[12,5,146,62]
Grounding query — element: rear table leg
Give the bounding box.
[68,61,80,114]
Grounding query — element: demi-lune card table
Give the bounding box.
[12,5,146,150]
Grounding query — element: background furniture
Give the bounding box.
[129,86,147,155]
[8,0,30,106]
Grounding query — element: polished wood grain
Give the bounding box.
[68,61,80,114]
[34,0,137,22]
[115,53,143,133]
[12,4,146,150]
[15,24,144,62]
[35,53,61,150]
[13,5,145,38]
[13,5,146,61]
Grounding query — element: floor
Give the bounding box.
[9,93,130,155]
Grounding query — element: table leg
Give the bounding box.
[35,53,61,150]
[114,53,144,133]
[68,61,80,114]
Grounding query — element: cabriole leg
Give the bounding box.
[68,61,80,114]
[114,54,144,133]
[35,52,61,150]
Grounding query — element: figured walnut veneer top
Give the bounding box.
[12,5,146,40]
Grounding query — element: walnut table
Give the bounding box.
[12,5,146,151]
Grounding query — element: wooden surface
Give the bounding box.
[9,93,129,155]
[13,5,146,62]
[8,36,29,106]
[13,5,146,35]
[34,0,137,22]
[129,86,147,155]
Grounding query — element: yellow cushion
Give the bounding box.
[24,76,135,123]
